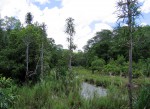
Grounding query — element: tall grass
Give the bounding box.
[134,85,150,109]
[10,67,150,109]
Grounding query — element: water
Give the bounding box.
[81,82,107,99]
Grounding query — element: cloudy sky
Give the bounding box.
[0,0,150,50]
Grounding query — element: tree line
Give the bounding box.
[0,13,150,84]
[0,13,74,83]
[77,26,150,77]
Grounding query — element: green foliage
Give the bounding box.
[91,58,105,72]
[84,26,150,77]
[103,59,119,75]
[134,85,150,109]
[0,67,148,109]
[0,76,18,109]
[25,12,33,25]
[72,51,87,67]
[0,16,59,83]
[132,59,150,78]
[1,16,21,30]
[103,55,128,76]
[14,68,80,109]
[0,10,150,109]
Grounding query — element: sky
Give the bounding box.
[0,0,150,50]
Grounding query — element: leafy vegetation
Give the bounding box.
[0,77,18,109]
[0,2,150,108]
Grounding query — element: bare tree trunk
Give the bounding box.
[128,38,133,109]
[69,36,72,70]
[127,0,133,109]
[127,0,133,108]
[26,44,29,81]
[117,0,140,107]
[69,51,72,69]
[40,42,44,80]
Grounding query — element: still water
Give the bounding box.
[81,82,107,99]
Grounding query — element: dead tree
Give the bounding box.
[40,23,46,80]
[65,17,76,70]
[23,36,31,81]
[117,0,141,109]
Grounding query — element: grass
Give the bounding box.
[74,67,128,87]
[13,82,129,109]
[7,67,150,109]
[74,67,150,88]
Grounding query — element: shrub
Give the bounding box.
[103,56,128,76]
[91,58,105,72]
[0,76,18,109]
[103,59,120,75]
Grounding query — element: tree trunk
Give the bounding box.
[69,52,72,70]
[128,38,133,109]
[40,42,44,80]
[26,44,29,81]
[69,36,72,70]
[127,0,133,108]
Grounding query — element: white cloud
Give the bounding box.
[33,0,50,5]
[61,0,117,24]
[93,23,112,34]
[140,22,147,26]
[50,0,118,50]
[139,0,150,13]
[1,0,149,50]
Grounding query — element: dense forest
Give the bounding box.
[0,0,150,109]
[1,16,150,81]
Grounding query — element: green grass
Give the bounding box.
[13,82,129,109]
[7,67,150,109]
[74,67,150,88]
[74,67,128,87]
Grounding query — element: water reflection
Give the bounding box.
[81,82,107,99]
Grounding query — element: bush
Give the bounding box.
[91,58,105,72]
[103,56,128,76]
[103,59,120,75]
[0,76,18,109]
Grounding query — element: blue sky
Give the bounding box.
[34,0,62,10]
[140,13,150,25]
[0,0,150,50]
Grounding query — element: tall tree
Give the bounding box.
[117,0,141,109]
[25,12,33,25]
[0,17,4,50]
[65,17,76,70]
[24,12,33,81]
[40,23,46,80]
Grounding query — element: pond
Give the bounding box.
[81,82,107,99]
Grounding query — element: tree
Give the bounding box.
[24,12,34,81]
[25,12,33,25]
[23,35,31,81]
[117,0,141,108]
[0,17,4,50]
[2,16,21,31]
[83,29,113,66]
[65,17,76,70]
[91,57,105,73]
[40,23,46,80]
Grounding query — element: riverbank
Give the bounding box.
[1,67,150,109]
[74,67,150,88]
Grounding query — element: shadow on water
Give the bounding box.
[81,82,107,99]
